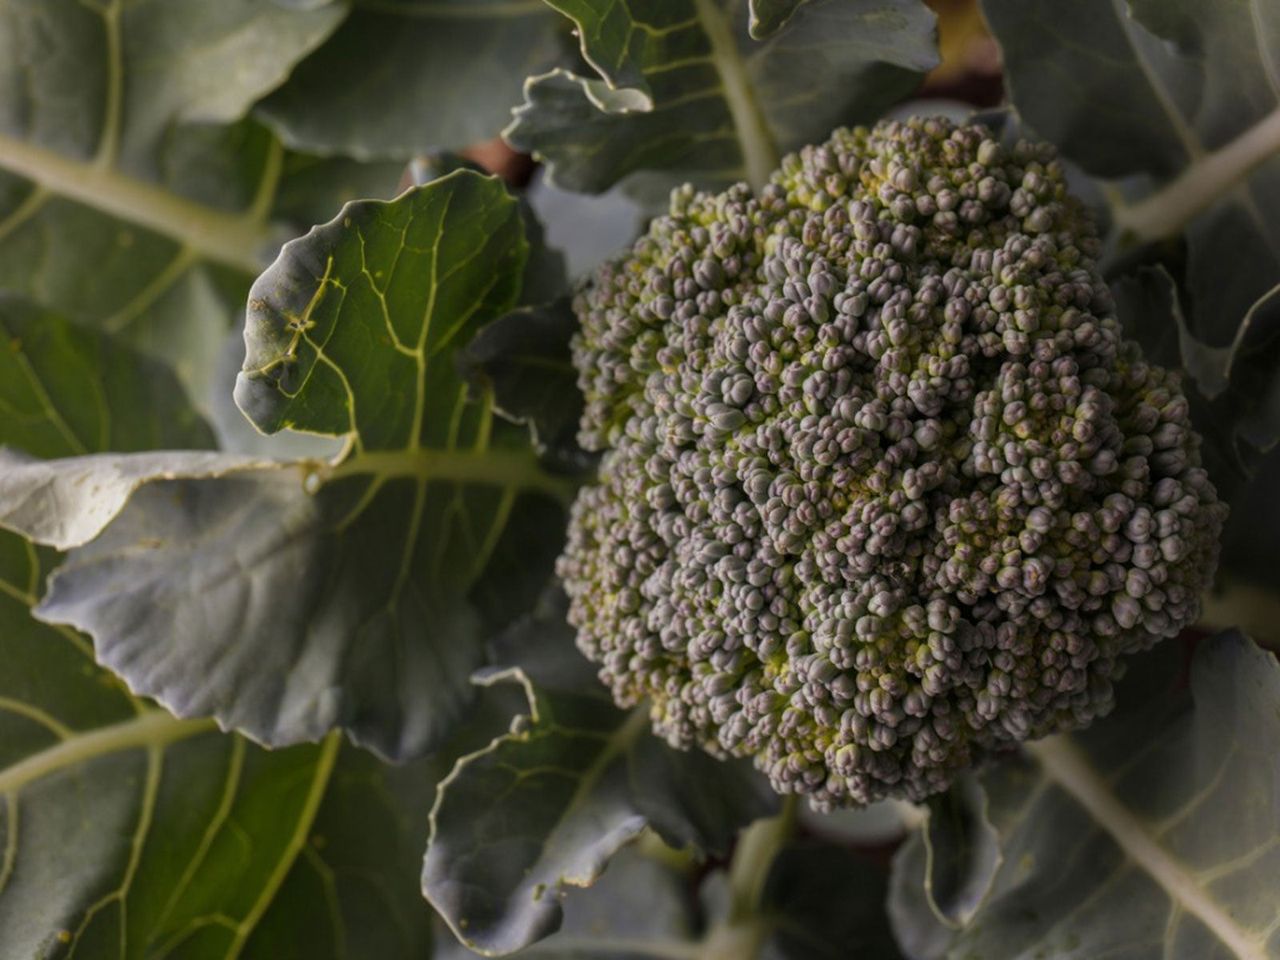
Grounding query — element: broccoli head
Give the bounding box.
[556,117,1227,808]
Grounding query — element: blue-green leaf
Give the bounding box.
[983,0,1280,451]
[258,0,566,159]
[506,0,937,193]
[889,632,1280,959]
[0,322,437,958]
[748,0,807,39]
[424,599,777,955]
[1,173,572,760]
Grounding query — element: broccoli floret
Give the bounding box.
[556,117,1227,809]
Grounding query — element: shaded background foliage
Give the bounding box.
[0,1,1276,958]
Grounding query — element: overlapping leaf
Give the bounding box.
[458,297,589,471]
[889,632,1280,960]
[258,0,566,158]
[748,0,807,39]
[1113,266,1280,470]
[405,152,569,307]
[0,537,455,960]
[506,0,938,193]
[423,596,778,955]
[0,172,571,762]
[0,0,402,409]
[433,846,699,960]
[0,321,439,959]
[982,0,1280,449]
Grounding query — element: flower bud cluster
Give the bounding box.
[557,118,1227,807]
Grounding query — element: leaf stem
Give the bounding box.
[726,796,798,919]
[1026,737,1268,960]
[321,447,581,504]
[697,796,799,960]
[694,0,779,190]
[1113,107,1280,243]
[0,132,271,274]
[0,710,215,795]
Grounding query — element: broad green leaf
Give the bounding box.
[235,170,525,443]
[458,297,590,471]
[979,0,1195,179]
[0,329,437,959]
[1113,266,1280,461]
[0,1,403,407]
[423,602,777,956]
[506,0,938,193]
[257,0,566,159]
[888,632,1280,960]
[0,0,342,174]
[0,542,443,959]
[237,171,574,684]
[406,153,569,307]
[207,330,347,459]
[433,846,699,960]
[0,296,215,459]
[761,840,905,960]
[533,0,666,101]
[0,448,268,551]
[0,173,572,761]
[981,0,1280,442]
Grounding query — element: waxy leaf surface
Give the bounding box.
[0,324,436,959]
[0,173,568,760]
[983,0,1280,449]
[889,632,1280,960]
[507,0,937,193]
[258,0,565,158]
[424,599,777,955]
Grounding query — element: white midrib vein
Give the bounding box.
[1114,107,1280,242]
[693,0,778,190]
[1027,737,1268,960]
[0,710,214,796]
[0,132,271,275]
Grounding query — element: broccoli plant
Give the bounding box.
[0,2,1276,959]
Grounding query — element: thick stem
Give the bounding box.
[697,796,799,960]
[0,132,271,274]
[319,447,581,504]
[0,711,215,795]
[726,796,798,919]
[694,0,780,190]
[1113,108,1280,243]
